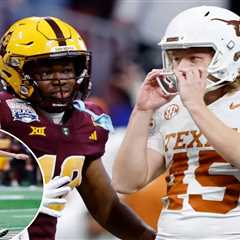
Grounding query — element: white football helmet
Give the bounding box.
[159,6,240,92]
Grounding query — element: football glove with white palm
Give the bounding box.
[40,176,71,218]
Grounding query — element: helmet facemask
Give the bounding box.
[161,47,217,95]
[22,53,91,113]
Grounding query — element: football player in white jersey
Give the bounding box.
[112,6,240,240]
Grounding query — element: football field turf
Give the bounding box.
[0,186,42,239]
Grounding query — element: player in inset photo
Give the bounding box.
[0,130,43,240]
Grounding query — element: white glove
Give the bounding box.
[40,176,71,218]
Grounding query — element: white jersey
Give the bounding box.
[148,92,240,240]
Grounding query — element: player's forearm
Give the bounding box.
[104,197,156,240]
[112,107,154,193]
[189,104,240,168]
[81,159,156,240]
[0,150,16,158]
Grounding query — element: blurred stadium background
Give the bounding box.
[0,0,238,239]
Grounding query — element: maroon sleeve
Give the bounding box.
[0,92,15,127]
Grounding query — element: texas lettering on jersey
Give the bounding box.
[148,94,240,239]
[164,128,240,214]
[164,129,211,152]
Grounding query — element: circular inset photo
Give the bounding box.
[0,129,43,240]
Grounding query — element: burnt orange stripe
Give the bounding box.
[44,17,66,46]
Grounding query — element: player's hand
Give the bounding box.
[40,176,71,218]
[175,67,207,110]
[136,69,173,111]
[15,153,30,161]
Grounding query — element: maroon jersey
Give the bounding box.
[0,92,109,240]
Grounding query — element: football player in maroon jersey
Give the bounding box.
[0,17,156,240]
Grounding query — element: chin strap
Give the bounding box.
[73,100,114,132]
